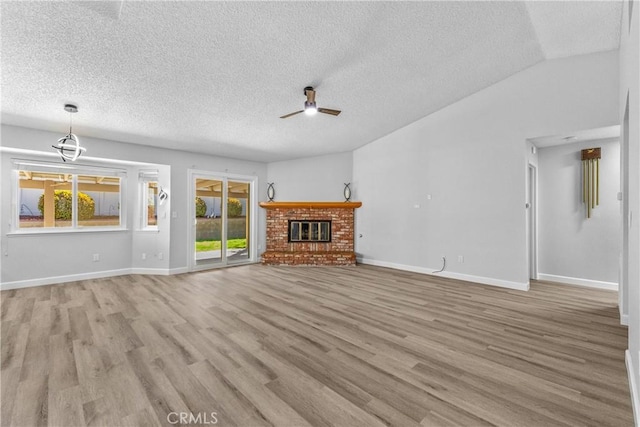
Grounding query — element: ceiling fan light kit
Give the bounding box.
[304,101,317,115]
[280,86,341,119]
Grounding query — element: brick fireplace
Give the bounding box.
[259,201,362,266]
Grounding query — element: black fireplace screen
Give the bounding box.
[288,220,331,242]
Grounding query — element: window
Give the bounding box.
[77,174,122,227]
[139,171,159,229]
[14,161,125,231]
[144,181,158,227]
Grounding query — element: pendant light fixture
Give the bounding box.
[52,104,86,162]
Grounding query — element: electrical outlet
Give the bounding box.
[93,253,100,262]
[457,255,464,263]
[142,253,147,260]
[158,252,163,260]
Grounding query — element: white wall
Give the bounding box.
[537,138,620,287]
[0,125,268,288]
[267,151,353,201]
[353,50,619,290]
[620,0,640,423]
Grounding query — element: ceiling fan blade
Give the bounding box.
[318,108,341,116]
[280,110,304,119]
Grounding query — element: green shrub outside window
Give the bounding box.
[38,190,95,220]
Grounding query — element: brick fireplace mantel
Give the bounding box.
[260,201,362,266]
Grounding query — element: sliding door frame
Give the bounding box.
[187,169,258,272]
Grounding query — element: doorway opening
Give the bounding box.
[527,125,621,293]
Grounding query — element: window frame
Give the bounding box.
[11,160,127,234]
[139,170,159,231]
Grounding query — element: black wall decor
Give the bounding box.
[267,182,275,201]
[343,183,352,202]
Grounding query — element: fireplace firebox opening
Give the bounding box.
[288,220,331,243]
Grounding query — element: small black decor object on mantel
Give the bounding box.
[267,182,275,201]
[343,183,352,202]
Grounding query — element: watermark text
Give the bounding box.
[167,412,218,425]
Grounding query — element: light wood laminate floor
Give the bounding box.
[1,265,632,426]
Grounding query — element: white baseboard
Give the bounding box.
[626,350,639,426]
[168,267,189,275]
[537,273,618,291]
[622,314,630,326]
[0,264,251,290]
[0,267,187,290]
[130,268,173,276]
[357,258,529,291]
[0,268,132,291]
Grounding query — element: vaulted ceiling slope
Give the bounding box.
[0,1,622,162]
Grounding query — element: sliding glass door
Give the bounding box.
[226,180,250,263]
[191,172,254,270]
[194,177,224,266]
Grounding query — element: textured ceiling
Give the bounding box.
[529,125,620,148]
[0,1,622,162]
